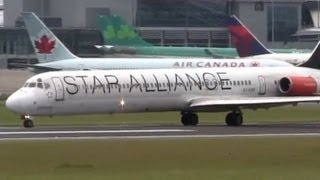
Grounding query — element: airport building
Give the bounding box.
[1,0,320,68]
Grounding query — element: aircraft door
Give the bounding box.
[258,76,266,95]
[51,77,65,101]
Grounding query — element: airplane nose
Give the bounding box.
[6,93,24,114]
[6,91,32,114]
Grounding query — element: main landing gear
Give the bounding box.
[225,111,243,126]
[180,109,243,126]
[21,115,34,128]
[181,111,198,126]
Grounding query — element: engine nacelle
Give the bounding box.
[279,76,317,96]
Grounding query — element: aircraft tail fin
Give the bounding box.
[98,15,152,47]
[228,15,272,57]
[299,40,320,69]
[21,12,78,63]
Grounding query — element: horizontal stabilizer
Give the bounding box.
[9,63,61,72]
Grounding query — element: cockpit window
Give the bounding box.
[28,82,36,88]
[37,83,43,89]
[23,83,29,87]
[44,83,50,89]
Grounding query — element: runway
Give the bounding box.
[1,123,320,140]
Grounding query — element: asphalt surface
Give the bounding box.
[1,123,320,140]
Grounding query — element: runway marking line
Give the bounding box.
[1,133,320,141]
[0,129,195,135]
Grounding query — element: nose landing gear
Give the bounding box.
[21,115,34,128]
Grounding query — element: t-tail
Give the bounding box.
[98,15,152,47]
[21,12,78,63]
[300,40,320,69]
[228,15,272,57]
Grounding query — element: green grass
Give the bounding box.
[0,137,320,179]
[1,101,320,126]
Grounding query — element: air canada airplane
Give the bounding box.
[229,15,312,65]
[6,66,320,128]
[19,12,296,73]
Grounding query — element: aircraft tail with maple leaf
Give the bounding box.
[98,15,152,47]
[22,12,78,63]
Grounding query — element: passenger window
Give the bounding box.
[126,84,130,88]
[44,83,50,89]
[237,81,240,86]
[244,81,248,86]
[248,81,251,85]
[233,81,236,85]
[241,81,244,86]
[37,83,43,89]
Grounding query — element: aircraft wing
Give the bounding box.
[190,96,320,112]
[9,63,62,71]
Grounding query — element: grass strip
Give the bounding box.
[0,137,319,179]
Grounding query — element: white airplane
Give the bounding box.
[16,12,301,73]
[6,66,320,128]
[229,15,313,65]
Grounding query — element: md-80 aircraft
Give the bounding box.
[229,15,312,65]
[6,66,320,127]
[18,12,298,73]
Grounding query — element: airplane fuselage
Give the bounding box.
[35,57,293,72]
[7,67,320,116]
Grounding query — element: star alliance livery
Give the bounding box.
[19,12,295,73]
[6,66,320,127]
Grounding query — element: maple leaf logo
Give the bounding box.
[250,61,260,67]
[34,35,56,54]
